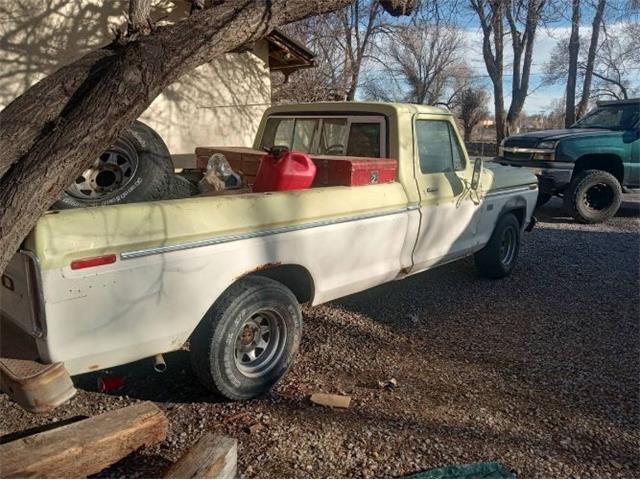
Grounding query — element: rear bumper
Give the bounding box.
[496,157,573,194]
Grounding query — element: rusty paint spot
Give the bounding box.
[236,262,283,281]
[400,266,412,275]
[88,364,99,371]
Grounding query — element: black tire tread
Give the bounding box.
[190,276,301,400]
[563,169,622,224]
[474,213,520,279]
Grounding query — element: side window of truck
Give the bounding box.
[416,120,464,174]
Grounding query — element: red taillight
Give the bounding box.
[70,254,117,270]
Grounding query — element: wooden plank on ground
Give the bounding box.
[165,432,237,479]
[0,401,168,478]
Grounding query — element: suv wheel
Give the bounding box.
[190,276,302,400]
[563,170,622,224]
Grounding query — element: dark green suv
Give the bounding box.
[497,99,639,223]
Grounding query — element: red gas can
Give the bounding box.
[253,150,317,193]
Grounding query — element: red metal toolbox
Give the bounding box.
[311,156,397,187]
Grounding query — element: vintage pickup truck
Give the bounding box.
[0,102,537,408]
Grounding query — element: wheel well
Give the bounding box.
[507,207,526,228]
[250,264,315,304]
[573,154,624,183]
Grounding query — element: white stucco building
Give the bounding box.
[0,1,314,156]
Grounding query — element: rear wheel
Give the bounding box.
[190,276,302,400]
[563,169,622,224]
[474,213,521,279]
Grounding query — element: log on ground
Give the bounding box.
[0,401,168,478]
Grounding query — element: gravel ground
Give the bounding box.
[1,196,638,478]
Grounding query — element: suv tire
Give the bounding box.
[190,276,302,400]
[563,169,622,224]
[474,213,521,279]
[53,121,174,209]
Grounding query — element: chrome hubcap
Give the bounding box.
[499,226,517,266]
[67,139,138,200]
[234,310,286,377]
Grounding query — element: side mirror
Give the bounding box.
[471,157,483,191]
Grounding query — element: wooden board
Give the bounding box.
[0,401,168,478]
[165,433,237,479]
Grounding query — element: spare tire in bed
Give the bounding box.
[52,121,174,209]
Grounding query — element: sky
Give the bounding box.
[364,2,640,114]
[460,21,639,114]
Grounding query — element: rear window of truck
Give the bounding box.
[261,116,385,158]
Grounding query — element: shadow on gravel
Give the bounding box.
[333,225,640,429]
[73,350,229,405]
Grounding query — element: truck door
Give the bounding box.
[410,115,483,272]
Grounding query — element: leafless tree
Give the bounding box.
[565,0,581,126]
[576,0,606,118]
[273,0,388,103]
[504,0,547,135]
[454,86,490,141]
[545,9,638,106]
[470,0,547,143]
[0,0,416,273]
[364,20,464,104]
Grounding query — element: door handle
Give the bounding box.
[426,186,439,193]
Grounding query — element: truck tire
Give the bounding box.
[190,276,302,400]
[474,213,520,279]
[535,192,552,207]
[563,169,622,224]
[52,121,174,209]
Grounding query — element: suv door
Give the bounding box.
[410,115,483,271]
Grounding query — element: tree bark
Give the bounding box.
[565,0,580,127]
[470,0,506,146]
[128,0,153,36]
[576,0,606,118]
[0,0,413,273]
[505,0,545,135]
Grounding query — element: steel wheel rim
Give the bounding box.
[499,225,517,266]
[583,183,614,211]
[67,138,139,201]
[234,309,286,378]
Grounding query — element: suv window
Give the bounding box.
[572,104,640,130]
[416,120,465,174]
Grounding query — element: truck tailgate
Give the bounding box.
[0,251,45,338]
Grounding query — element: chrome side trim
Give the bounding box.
[121,206,419,260]
[484,185,537,198]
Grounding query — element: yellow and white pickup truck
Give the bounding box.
[1,102,537,404]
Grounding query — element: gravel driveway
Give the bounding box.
[1,197,638,478]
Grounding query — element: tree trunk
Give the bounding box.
[0,0,413,273]
[464,125,472,143]
[505,0,545,135]
[565,0,581,127]
[577,0,606,119]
